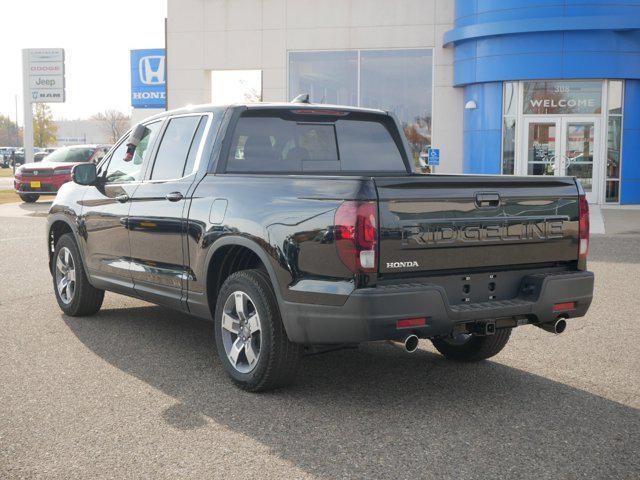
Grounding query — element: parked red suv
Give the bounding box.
[14,145,111,202]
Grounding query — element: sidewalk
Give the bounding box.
[601,207,640,235]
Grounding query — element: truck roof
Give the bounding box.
[141,102,389,123]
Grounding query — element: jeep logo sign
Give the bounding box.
[130,49,166,109]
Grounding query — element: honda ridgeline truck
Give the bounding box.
[47,102,594,391]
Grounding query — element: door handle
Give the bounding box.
[115,194,129,203]
[165,191,183,202]
[475,192,500,208]
[119,217,128,228]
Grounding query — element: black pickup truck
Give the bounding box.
[47,102,594,391]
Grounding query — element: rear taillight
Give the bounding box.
[334,201,378,273]
[578,194,589,266]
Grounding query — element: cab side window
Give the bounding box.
[104,121,161,183]
[150,115,204,181]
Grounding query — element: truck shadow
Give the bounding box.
[63,306,639,479]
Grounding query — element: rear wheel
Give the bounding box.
[53,233,104,316]
[214,269,303,392]
[19,193,39,203]
[431,328,512,362]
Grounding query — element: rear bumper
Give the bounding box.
[280,270,594,344]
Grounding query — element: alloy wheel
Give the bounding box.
[220,291,262,374]
[55,247,76,304]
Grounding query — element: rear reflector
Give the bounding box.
[397,317,426,329]
[553,302,576,312]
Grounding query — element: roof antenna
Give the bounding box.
[291,93,310,104]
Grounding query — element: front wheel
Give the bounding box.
[53,233,104,316]
[19,193,39,203]
[214,269,303,392]
[431,328,512,362]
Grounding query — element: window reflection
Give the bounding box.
[289,49,433,170]
[607,116,622,179]
[360,49,432,166]
[607,80,623,115]
[289,51,358,106]
[503,82,517,117]
[606,180,620,203]
[502,117,516,174]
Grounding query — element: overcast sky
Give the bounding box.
[0,0,167,123]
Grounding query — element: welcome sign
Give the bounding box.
[523,80,602,115]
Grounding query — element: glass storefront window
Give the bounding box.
[606,181,620,203]
[607,116,622,179]
[523,80,602,115]
[288,51,358,106]
[608,80,624,115]
[360,49,432,165]
[501,82,518,175]
[502,117,516,174]
[289,49,433,170]
[605,80,624,202]
[503,82,517,117]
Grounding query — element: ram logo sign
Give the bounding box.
[130,49,166,109]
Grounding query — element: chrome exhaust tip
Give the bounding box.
[536,318,567,334]
[404,334,419,353]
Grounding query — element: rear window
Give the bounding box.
[226,110,407,173]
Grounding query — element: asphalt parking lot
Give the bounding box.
[1,201,639,479]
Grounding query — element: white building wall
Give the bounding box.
[55,120,111,147]
[131,108,165,126]
[167,0,463,173]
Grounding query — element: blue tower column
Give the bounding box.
[621,80,640,204]
[463,82,503,174]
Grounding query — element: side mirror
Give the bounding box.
[124,123,148,162]
[72,163,98,186]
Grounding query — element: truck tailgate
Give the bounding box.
[375,175,580,274]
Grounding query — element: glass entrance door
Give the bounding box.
[561,118,599,203]
[524,119,559,176]
[522,117,600,203]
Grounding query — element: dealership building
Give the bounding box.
[164,0,640,204]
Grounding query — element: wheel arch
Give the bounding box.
[203,236,285,320]
[47,215,82,275]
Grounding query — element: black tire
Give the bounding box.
[431,328,512,362]
[52,233,104,316]
[214,269,303,392]
[19,193,39,203]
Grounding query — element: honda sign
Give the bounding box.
[130,49,166,109]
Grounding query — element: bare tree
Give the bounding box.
[91,110,130,143]
[240,79,262,103]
